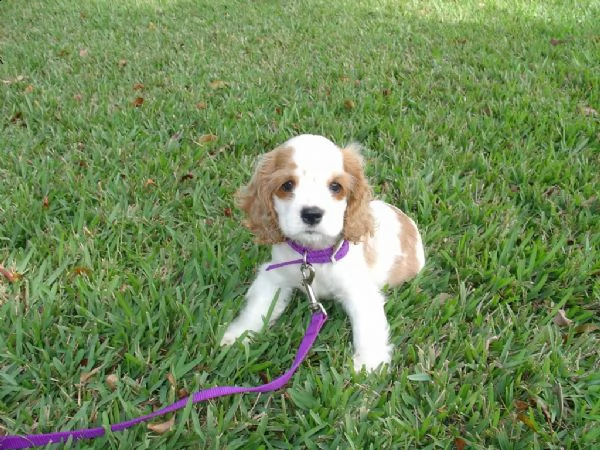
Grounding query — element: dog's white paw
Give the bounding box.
[220,325,250,346]
[353,348,391,372]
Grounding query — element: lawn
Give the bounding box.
[1,0,599,448]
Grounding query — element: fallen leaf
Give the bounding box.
[517,413,538,432]
[133,83,144,91]
[177,388,189,399]
[72,266,92,277]
[179,173,194,182]
[208,80,228,90]
[543,185,560,197]
[550,38,567,46]
[167,373,176,387]
[553,309,572,327]
[147,416,175,434]
[80,366,102,384]
[144,179,156,187]
[132,97,144,107]
[514,400,530,412]
[574,323,600,334]
[0,266,23,283]
[42,196,49,209]
[454,437,467,450]
[106,374,118,391]
[79,48,89,57]
[197,134,218,144]
[195,101,208,109]
[223,207,232,217]
[24,84,34,93]
[343,99,355,110]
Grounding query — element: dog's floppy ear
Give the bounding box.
[235,148,289,244]
[342,144,374,243]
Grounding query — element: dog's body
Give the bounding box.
[221,135,424,371]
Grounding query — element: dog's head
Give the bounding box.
[236,134,374,249]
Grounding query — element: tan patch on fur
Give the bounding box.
[235,146,296,244]
[387,205,421,286]
[327,174,350,201]
[363,240,377,268]
[341,144,374,243]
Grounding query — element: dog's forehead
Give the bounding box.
[284,134,344,176]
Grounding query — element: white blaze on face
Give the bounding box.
[273,135,348,249]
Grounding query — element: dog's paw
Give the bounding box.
[220,325,250,346]
[352,348,391,373]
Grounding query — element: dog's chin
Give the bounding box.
[289,230,341,250]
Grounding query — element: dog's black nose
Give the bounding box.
[301,206,324,225]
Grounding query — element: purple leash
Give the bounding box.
[0,311,327,449]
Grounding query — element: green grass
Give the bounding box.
[1,0,599,448]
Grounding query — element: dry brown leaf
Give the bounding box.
[147,416,175,434]
[197,134,218,144]
[132,97,144,107]
[133,83,144,91]
[144,178,156,187]
[42,196,49,209]
[553,309,572,327]
[80,366,102,384]
[177,388,189,399]
[515,400,530,412]
[208,80,227,90]
[223,207,233,217]
[343,99,355,110]
[24,84,34,93]
[0,266,23,283]
[79,48,89,57]
[106,374,118,391]
[574,323,600,334]
[454,437,467,450]
[195,101,208,109]
[167,373,176,387]
[72,266,92,277]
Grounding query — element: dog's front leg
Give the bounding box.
[338,285,392,372]
[220,269,292,345]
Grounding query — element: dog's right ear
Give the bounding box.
[235,148,291,244]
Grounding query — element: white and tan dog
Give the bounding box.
[221,134,424,371]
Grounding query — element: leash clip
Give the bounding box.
[300,262,327,317]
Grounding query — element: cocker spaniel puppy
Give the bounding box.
[221,134,425,371]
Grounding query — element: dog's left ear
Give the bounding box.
[342,144,374,243]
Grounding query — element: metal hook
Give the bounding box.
[300,263,326,316]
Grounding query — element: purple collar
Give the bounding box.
[266,239,350,271]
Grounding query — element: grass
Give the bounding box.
[1,0,599,448]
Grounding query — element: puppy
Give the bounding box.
[221,134,425,371]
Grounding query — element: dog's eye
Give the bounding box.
[329,182,342,193]
[281,180,295,193]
